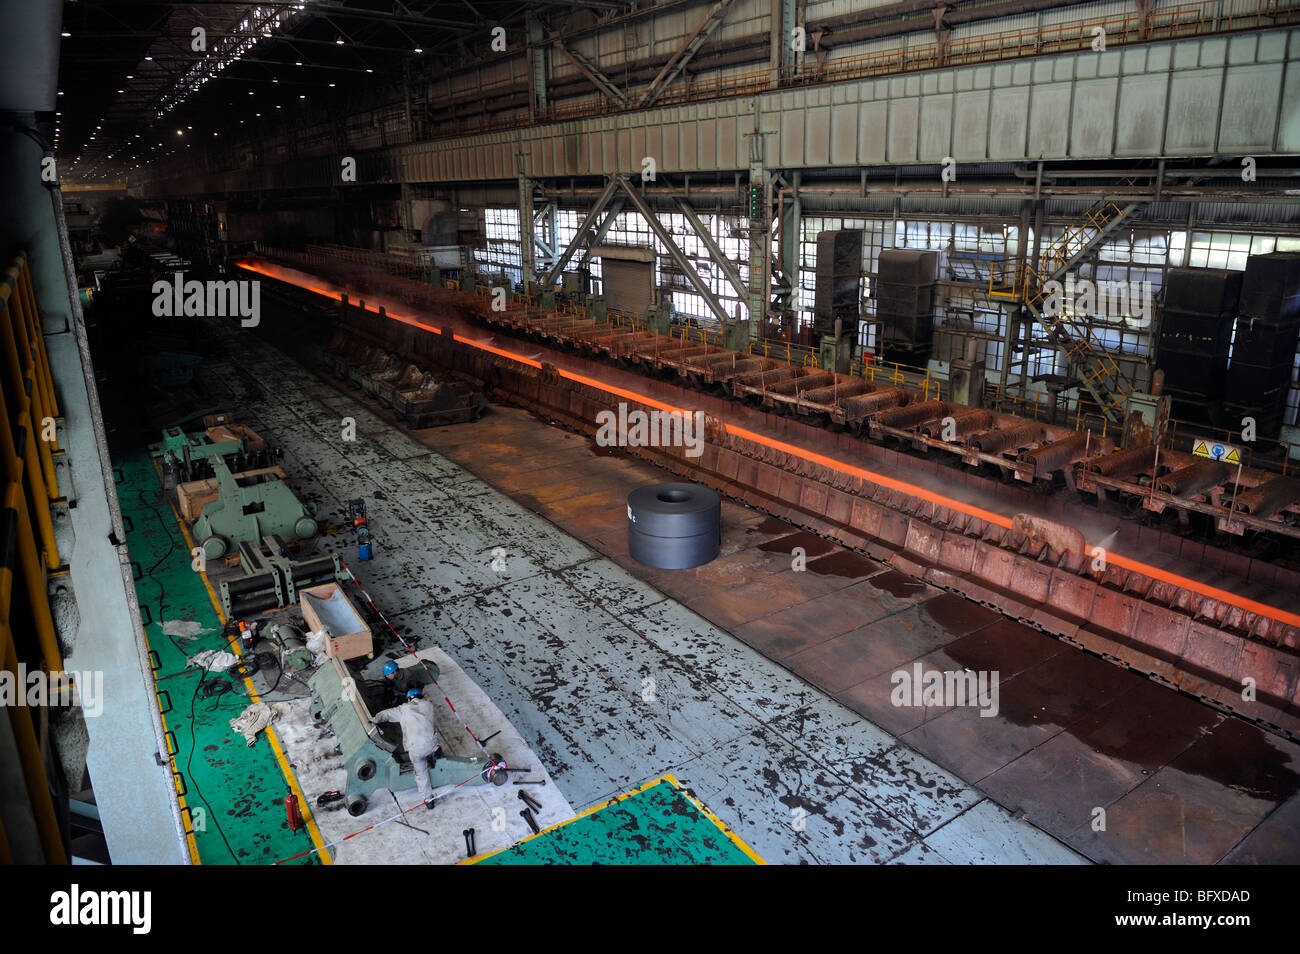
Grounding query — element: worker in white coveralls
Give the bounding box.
[373,688,442,807]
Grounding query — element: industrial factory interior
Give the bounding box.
[1,0,1298,895]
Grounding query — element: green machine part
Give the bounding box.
[192,456,318,559]
[309,654,506,816]
[645,303,671,337]
[154,425,251,481]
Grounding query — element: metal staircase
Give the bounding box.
[990,193,1145,423]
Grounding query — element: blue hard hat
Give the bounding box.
[406,688,422,700]
[382,661,398,676]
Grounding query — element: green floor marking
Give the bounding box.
[118,451,319,865]
[475,778,761,865]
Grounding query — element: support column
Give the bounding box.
[401,182,416,245]
[746,159,768,346]
[1028,200,1044,392]
[526,13,548,119]
[780,170,801,326]
[518,158,535,294]
[617,176,732,329]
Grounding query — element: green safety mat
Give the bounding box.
[117,451,323,865]
[473,777,762,865]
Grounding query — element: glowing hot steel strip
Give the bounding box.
[237,261,1300,630]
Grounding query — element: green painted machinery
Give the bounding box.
[309,654,507,816]
[153,416,273,482]
[192,455,318,560]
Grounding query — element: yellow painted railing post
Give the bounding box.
[0,376,62,673]
[0,274,60,572]
[0,620,65,863]
[7,267,58,499]
[17,257,57,423]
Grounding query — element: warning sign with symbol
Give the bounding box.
[1191,437,1242,465]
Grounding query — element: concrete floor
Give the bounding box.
[273,646,576,864]
[198,320,1087,864]
[419,406,1300,865]
[428,404,1300,865]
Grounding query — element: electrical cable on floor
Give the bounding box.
[184,670,239,863]
[137,479,243,861]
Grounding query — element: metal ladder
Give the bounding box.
[990,191,1146,422]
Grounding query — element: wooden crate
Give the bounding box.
[177,476,219,523]
[301,582,373,661]
[207,423,266,453]
[176,465,286,522]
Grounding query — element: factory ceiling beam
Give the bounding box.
[636,0,738,109]
[542,176,620,287]
[617,175,733,327]
[555,41,628,107]
[672,196,746,302]
[520,0,630,8]
[295,1,485,31]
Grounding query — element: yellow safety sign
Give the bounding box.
[1191,438,1241,465]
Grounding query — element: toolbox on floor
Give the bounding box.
[302,582,374,661]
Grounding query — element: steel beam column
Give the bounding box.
[556,41,628,107]
[616,176,732,327]
[637,0,738,108]
[780,171,801,313]
[579,196,626,267]
[542,177,619,287]
[526,13,548,118]
[673,197,745,301]
[533,201,557,267]
[518,162,535,293]
[745,160,768,339]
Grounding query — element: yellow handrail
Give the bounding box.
[0,251,67,863]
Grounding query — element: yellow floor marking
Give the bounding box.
[460,772,765,865]
[154,698,202,865]
[150,457,332,865]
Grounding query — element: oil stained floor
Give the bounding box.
[182,318,1091,864]
[420,406,1300,866]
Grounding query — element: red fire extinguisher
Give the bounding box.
[285,792,303,832]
